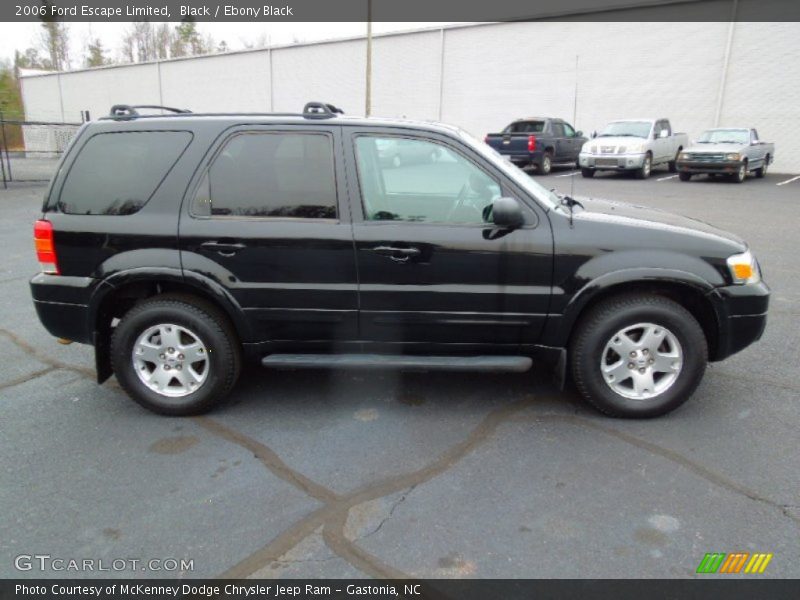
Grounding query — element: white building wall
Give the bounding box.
[272,38,366,113]
[19,21,800,172]
[160,51,272,112]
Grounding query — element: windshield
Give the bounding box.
[458,128,561,210]
[697,129,749,144]
[599,121,652,138]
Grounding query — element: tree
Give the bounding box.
[38,1,70,70]
[85,39,109,68]
[13,48,47,70]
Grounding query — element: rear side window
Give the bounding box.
[504,121,545,134]
[192,132,337,219]
[59,131,191,215]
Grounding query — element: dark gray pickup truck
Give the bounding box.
[485,117,587,174]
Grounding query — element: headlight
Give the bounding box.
[679,152,688,160]
[617,146,627,154]
[726,250,761,284]
[726,153,742,161]
[626,144,643,153]
[590,146,597,153]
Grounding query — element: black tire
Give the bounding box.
[571,294,707,418]
[581,168,595,178]
[756,155,769,178]
[731,161,747,183]
[111,294,241,416]
[635,153,652,179]
[678,172,692,182]
[668,149,681,173]
[539,151,553,175]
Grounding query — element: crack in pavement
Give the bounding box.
[0,327,98,381]
[0,366,55,392]
[357,486,416,541]
[200,396,536,580]
[514,414,800,527]
[5,322,794,579]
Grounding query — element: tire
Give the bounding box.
[111,295,241,416]
[756,155,769,178]
[732,161,747,183]
[571,294,707,418]
[635,153,652,179]
[539,151,553,175]
[678,172,692,182]
[581,168,595,178]
[668,149,681,173]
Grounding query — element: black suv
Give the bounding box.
[30,103,769,418]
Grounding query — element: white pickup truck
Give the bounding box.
[579,118,688,179]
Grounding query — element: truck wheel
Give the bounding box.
[539,152,553,175]
[111,295,241,416]
[668,149,681,173]
[732,162,747,183]
[678,172,692,182]
[581,168,595,178]
[571,294,707,418]
[635,153,652,179]
[756,155,769,178]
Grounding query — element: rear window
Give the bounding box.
[504,121,545,134]
[58,131,191,215]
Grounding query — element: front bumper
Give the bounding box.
[579,152,646,171]
[707,281,769,361]
[677,159,744,175]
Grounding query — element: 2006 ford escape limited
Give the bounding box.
[30,103,769,418]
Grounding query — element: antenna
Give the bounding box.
[571,54,579,198]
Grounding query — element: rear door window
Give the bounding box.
[192,132,337,219]
[59,131,191,215]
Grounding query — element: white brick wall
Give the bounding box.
[19,21,800,172]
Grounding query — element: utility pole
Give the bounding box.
[365,0,372,117]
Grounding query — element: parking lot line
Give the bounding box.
[657,175,678,181]
[776,175,800,186]
[554,171,580,177]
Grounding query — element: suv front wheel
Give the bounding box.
[111,295,241,416]
[571,294,707,418]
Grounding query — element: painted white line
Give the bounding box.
[657,175,678,181]
[555,171,580,178]
[776,175,800,186]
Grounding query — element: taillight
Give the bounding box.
[34,219,59,274]
[484,135,489,144]
[528,135,537,152]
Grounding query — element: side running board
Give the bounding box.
[261,354,532,373]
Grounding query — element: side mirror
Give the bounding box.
[659,129,669,138]
[591,131,597,139]
[576,130,583,137]
[491,197,524,229]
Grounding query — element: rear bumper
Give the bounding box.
[708,281,770,361]
[579,152,646,171]
[676,159,744,174]
[503,150,544,166]
[30,273,99,344]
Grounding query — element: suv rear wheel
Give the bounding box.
[571,294,707,418]
[111,295,241,416]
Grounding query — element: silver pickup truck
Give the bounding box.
[676,128,774,183]
[579,118,688,179]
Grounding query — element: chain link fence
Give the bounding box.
[1,118,81,188]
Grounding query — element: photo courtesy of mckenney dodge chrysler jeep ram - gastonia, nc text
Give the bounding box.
[30,103,769,418]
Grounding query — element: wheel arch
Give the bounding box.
[557,275,721,361]
[89,270,249,383]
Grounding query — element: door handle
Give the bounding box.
[200,241,246,256]
[369,246,421,262]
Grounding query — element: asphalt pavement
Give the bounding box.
[1,169,798,579]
